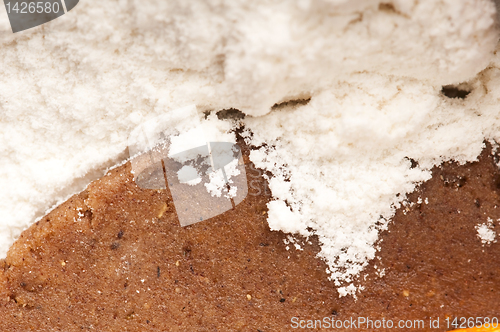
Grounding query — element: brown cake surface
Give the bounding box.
[0,140,499,331]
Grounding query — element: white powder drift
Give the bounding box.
[476,217,498,245]
[1,0,500,296]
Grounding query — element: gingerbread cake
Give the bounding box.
[0,136,499,331]
[2,1,500,331]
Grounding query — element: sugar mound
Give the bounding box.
[244,63,500,290]
[177,165,202,186]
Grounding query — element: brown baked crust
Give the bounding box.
[0,140,499,331]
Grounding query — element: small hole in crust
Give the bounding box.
[441,85,471,99]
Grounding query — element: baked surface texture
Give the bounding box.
[0,141,499,331]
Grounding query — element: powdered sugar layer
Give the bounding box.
[244,61,500,290]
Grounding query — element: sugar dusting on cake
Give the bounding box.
[476,217,498,245]
[0,0,500,297]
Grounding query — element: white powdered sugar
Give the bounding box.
[476,217,498,245]
[243,61,500,292]
[177,165,202,186]
[204,158,240,199]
